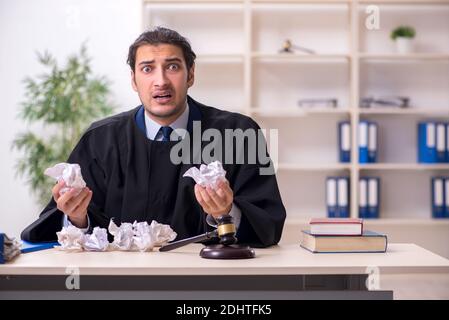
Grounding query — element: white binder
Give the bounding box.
[359,178,368,218]
[326,178,337,218]
[337,178,349,217]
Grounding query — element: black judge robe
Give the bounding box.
[21,96,286,248]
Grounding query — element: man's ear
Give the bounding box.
[187,64,195,88]
[131,70,138,92]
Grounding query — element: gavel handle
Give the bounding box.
[159,230,218,252]
[292,44,316,54]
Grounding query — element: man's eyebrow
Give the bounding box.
[137,57,183,66]
[165,57,182,63]
[138,60,154,65]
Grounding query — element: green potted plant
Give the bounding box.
[390,25,416,54]
[12,45,114,205]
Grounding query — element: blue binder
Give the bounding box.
[0,233,4,264]
[337,177,350,218]
[436,123,446,163]
[431,177,445,218]
[418,122,437,163]
[21,241,59,253]
[367,178,380,219]
[359,178,369,218]
[326,177,338,218]
[446,124,449,163]
[368,122,378,163]
[443,177,449,218]
[359,121,369,163]
[338,121,351,163]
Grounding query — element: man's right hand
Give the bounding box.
[52,180,92,229]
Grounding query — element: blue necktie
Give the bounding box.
[160,126,173,142]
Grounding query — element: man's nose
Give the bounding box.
[154,68,169,86]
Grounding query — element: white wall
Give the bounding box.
[0,0,142,238]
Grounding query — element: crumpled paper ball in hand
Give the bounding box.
[44,163,86,196]
[183,160,226,189]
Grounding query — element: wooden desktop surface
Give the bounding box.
[1,243,449,276]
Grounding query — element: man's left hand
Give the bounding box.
[194,178,233,218]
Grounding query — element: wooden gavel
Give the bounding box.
[159,215,237,252]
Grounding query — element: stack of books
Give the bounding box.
[300,218,388,253]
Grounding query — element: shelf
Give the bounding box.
[359,53,449,62]
[285,217,449,226]
[277,163,351,171]
[359,163,449,171]
[142,0,449,228]
[143,2,244,10]
[363,218,449,226]
[253,0,350,3]
[360,60,449,111]
[252,2,350,55]
[145,0,449,3]
[252,108,350,117]
[358,0,449,4]
[252,52,350,63]
[252,2,349,10]
[359,108,449,115]
[196,54,244,64]
[144,0,243,2]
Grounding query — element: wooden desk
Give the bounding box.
[1,243,448,300]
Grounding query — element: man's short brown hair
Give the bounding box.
[127,27,197,72]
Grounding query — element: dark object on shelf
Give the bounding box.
[298,98,338,108]
[159,215,255,259]
[360,96,410,108]
[279,39,316,54]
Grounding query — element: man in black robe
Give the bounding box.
[21,27,286,248]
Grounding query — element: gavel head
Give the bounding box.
[281,39,293,52]
[215,215,237,245]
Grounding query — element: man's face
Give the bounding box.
[131,44,194,124]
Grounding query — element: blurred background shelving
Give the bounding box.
[142,0,449,257]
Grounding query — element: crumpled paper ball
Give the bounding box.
[108,221,135,251]
[108,220,177,252]
[56,219,177,253]
[56,226,85,252]
[44,163,86,196]
[183,160,226,189]
[132,221,155,252]
[149,220,177,247]
[82,227,109,252]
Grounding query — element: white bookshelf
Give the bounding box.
[142,0,449,224]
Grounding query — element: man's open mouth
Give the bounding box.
[153,92,173,103]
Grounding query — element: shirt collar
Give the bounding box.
[144,101,189,140]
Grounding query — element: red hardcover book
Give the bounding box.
[309,218,363,236]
